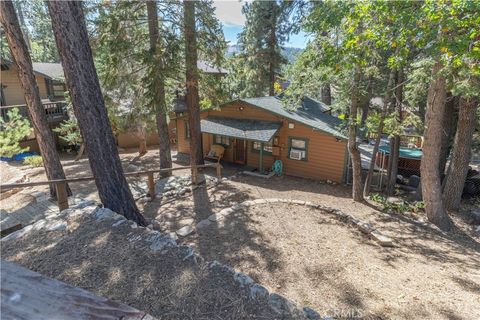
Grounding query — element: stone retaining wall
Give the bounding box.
[2,201,323,319]
[2,172,394,319]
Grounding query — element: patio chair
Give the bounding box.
[205,144,225,163]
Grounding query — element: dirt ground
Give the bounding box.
[188,203,480,319]
[1,212,285,320]
[140,175,480,320]
[2,149,480,319]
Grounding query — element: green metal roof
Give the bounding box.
[201,117,281,142]
[240,96,346,139]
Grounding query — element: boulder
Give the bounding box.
[249,284,269,300]
[176,225,194,237]
[208,213,224,222]
[196,219,212,231]
[386,196,403,205]
[303,307,321,319]
[233,271,254,287]
[269,293,298,316]
[371,231,394,247]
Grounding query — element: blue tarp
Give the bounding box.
[1,152,39,162]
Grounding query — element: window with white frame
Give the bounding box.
[252,141,273,155]
[214,135,230,147]
[52,83,66,97]
[288,137,308,160]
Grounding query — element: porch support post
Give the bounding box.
[259,142,264,173]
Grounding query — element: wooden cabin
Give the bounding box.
[1,61,69,152]
[172,96,348,183]
[1,61,67,106]
[1,61,68,124]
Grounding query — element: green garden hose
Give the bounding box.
[272,160,283,176]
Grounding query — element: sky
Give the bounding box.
[213,0,310,49]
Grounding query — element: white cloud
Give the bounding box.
[213,0,246,27]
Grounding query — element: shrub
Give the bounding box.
[52,119,82,148]
[369,193,422,214]
[23,155,43,167]
[0,108,31,158]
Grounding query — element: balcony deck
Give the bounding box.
[0,100,69,123]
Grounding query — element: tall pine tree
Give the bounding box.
[236,0,291,97]
[47,0,146,225]
[1,0,71,199]
[146,0,172,177]
[184,0,203,165]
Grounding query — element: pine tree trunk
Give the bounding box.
[268,60,275,96]
[0,0,71,199]
[443,96,478,211]
[386,69,404,196]
[138,131,147,157]
[421,61,452,231]
[184,0,204,166]
[268,25,277,96]
[156,112,172,177]
[13,1,31,51]
[438,94,457,177]
[360,75,373,128]
[348,65,364,202]
[320,31,331,106]
[387,135,400,195]
[321,84,332,105]
[363,68,395,197]
[146,0,172,178]
[360,99,369,129]
[47,1,146,226]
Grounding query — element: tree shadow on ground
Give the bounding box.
[142,173,253,226]
[230,174,354,200]
[361,201,480,271]
[193,206,285,278]
[451,276,480,294]
[1,214,281,320]
[142,176,275,277]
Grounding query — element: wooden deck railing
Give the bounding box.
[0,100,68,122]
[0,163,222,212]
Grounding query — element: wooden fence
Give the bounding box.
[0,163,222,212]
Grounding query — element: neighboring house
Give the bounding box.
[1,61,68,124]
[0,59,230,151]
[1,61,67,106]
[1,59,224,107]
[172,96,348,183]
[1,61,68,152]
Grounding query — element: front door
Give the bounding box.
[234,139,246,164]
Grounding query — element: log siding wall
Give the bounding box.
[1,65,49,105]
[176,101,347,182]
